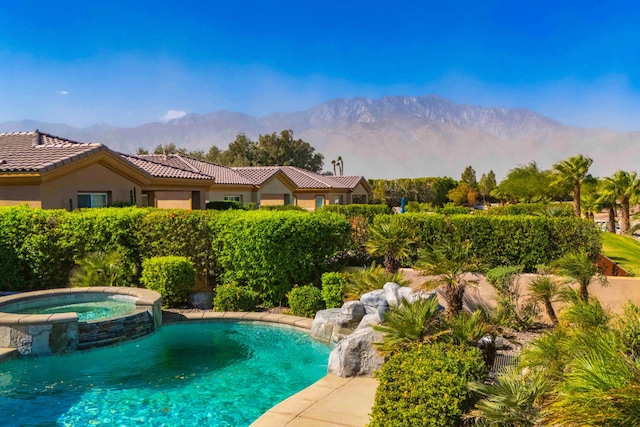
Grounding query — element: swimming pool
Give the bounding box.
[4,298,137,321]
[0,322,331,426]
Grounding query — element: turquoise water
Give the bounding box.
[0,322,331,426]
[5,299,137,321]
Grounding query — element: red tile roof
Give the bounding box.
[137,154,253,185]
[0,131,105,173]
[233,166,365,190]
[121,154,214,180]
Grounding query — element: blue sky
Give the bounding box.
[1,0,640,130]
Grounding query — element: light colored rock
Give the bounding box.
[340,301,366,319]
[360,289,386,314]
[328,327,385,377]
[311,309,341,343]
[189,292,214,310]
[383,282,401,307]
[356,313,383,330]
[28,325,52,355]
[311,303,367,345]
[398,287,435,303]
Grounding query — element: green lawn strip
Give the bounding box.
[601,232,640,275]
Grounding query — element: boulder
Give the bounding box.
[311,303,366,344]
[383,282,401,307]
[328,327,385,377]
[397,287,436,303]
[356,312,383,330]
[360,289,386,315]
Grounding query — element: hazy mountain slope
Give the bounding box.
[2,95,639,179]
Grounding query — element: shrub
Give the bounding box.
[206,200,244,210]
[211,210,349,305]
[370,342,488,427]
[485,203,573,216]
[321,272,348,308]
[140,256,196,307]
[213,283,259,311]
[434,205,471,215]
[287,285,324,318]
[321,204,391,222]
[259,204,306,211]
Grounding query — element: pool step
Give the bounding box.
[0,347,18,362]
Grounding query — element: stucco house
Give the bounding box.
[0,131,210,210]
[0,131,371,211]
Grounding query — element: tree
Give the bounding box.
[553,251,605,302]
[204,145,222,163]
[365,217,415,274]
[447,183,472,206]
[460,165,478,189]
[254,129,324,171]
[601,170,640,234]
[478,170,497,204]
[552,154,593,217]
[416,240,483,317]
[528,275,563,325]
[136,147,149,155]
[495,162,553,203]
[153,143,178,155]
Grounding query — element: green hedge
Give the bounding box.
[140,256,196,307]
[287,285,324,317]
[213,283,259,311]
[211,210,350,304]
[370,342,488,427]
[373,213,601,271]
[321,272,348,308]
[321,204,391,222]
[206,200,244,210]
[485,203,574,216]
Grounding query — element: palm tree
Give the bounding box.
[601,170,640,234]
[70,251,128,287]
[331,159,337,175]
[552,154,593,217]
[416,240,483,317]
[365,217,415,274]
[596,184,619,233]
[373,296,444,357]
[336,156,344,175]
[553,250,605,302]
[528,275,563,325]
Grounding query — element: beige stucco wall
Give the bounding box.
[258,177,293,206]
[206,189,256,205]
[295,193,327,211]
[260,193,286,206]
[0,185,42,208]
[41,163,141,209]
[155,191,192,209]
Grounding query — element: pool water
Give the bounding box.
[6,299,137,321]
[0,322,331,427]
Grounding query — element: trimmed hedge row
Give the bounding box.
[0,207,350,304]
[321,204,391,222]
[484,202,574,216]
[373,213,601,271]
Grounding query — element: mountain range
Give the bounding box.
[2,95,639,179]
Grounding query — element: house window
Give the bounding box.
[334,195,344,205]
[315,196,325,210]
[284,194,291,205]
[141,194,149,207]
[224,195,242,203]
[78,193,108,208]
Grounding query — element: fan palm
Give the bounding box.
[416,239,482,317]
[553,250,605,302]
[373,296,444,357]
[551,154,593,217]
[344,262,410,299]
[528,275,563,325]
[70,251,128,287]
[365,217,415,274]
[601,170,640,234]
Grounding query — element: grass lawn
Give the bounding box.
[601,232,640,276]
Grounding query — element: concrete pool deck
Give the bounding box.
[163,310,377,427]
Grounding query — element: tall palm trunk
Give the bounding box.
[573,183,581,217]
[544,300,559,325]
[621,197,631,234]
[384,252,401,274]
[608,206,616,233]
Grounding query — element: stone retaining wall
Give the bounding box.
[78,310,155,350]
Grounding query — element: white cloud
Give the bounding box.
[162,110,187,121]
[57,90,68,95]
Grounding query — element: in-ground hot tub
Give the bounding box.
[0,287,162,356]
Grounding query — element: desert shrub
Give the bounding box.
[213,283,259,311]
[140,256,196,307]
[404,201,433,212]
[616,302,640,358]
[321,272,348,308]
[370,342,488,427]
[206,200,244,210]
[345,263,410,299]
[211,210,349,305]
[321,204,391,222]
[287,285,324,318]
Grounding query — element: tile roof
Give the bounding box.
[137,154,253,185]
[0,131,105,173]
[121,155,214,180]
[233,166,365,190]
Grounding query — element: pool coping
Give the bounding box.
[163,310,377,427]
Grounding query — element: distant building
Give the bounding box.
[0,131,370,210]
